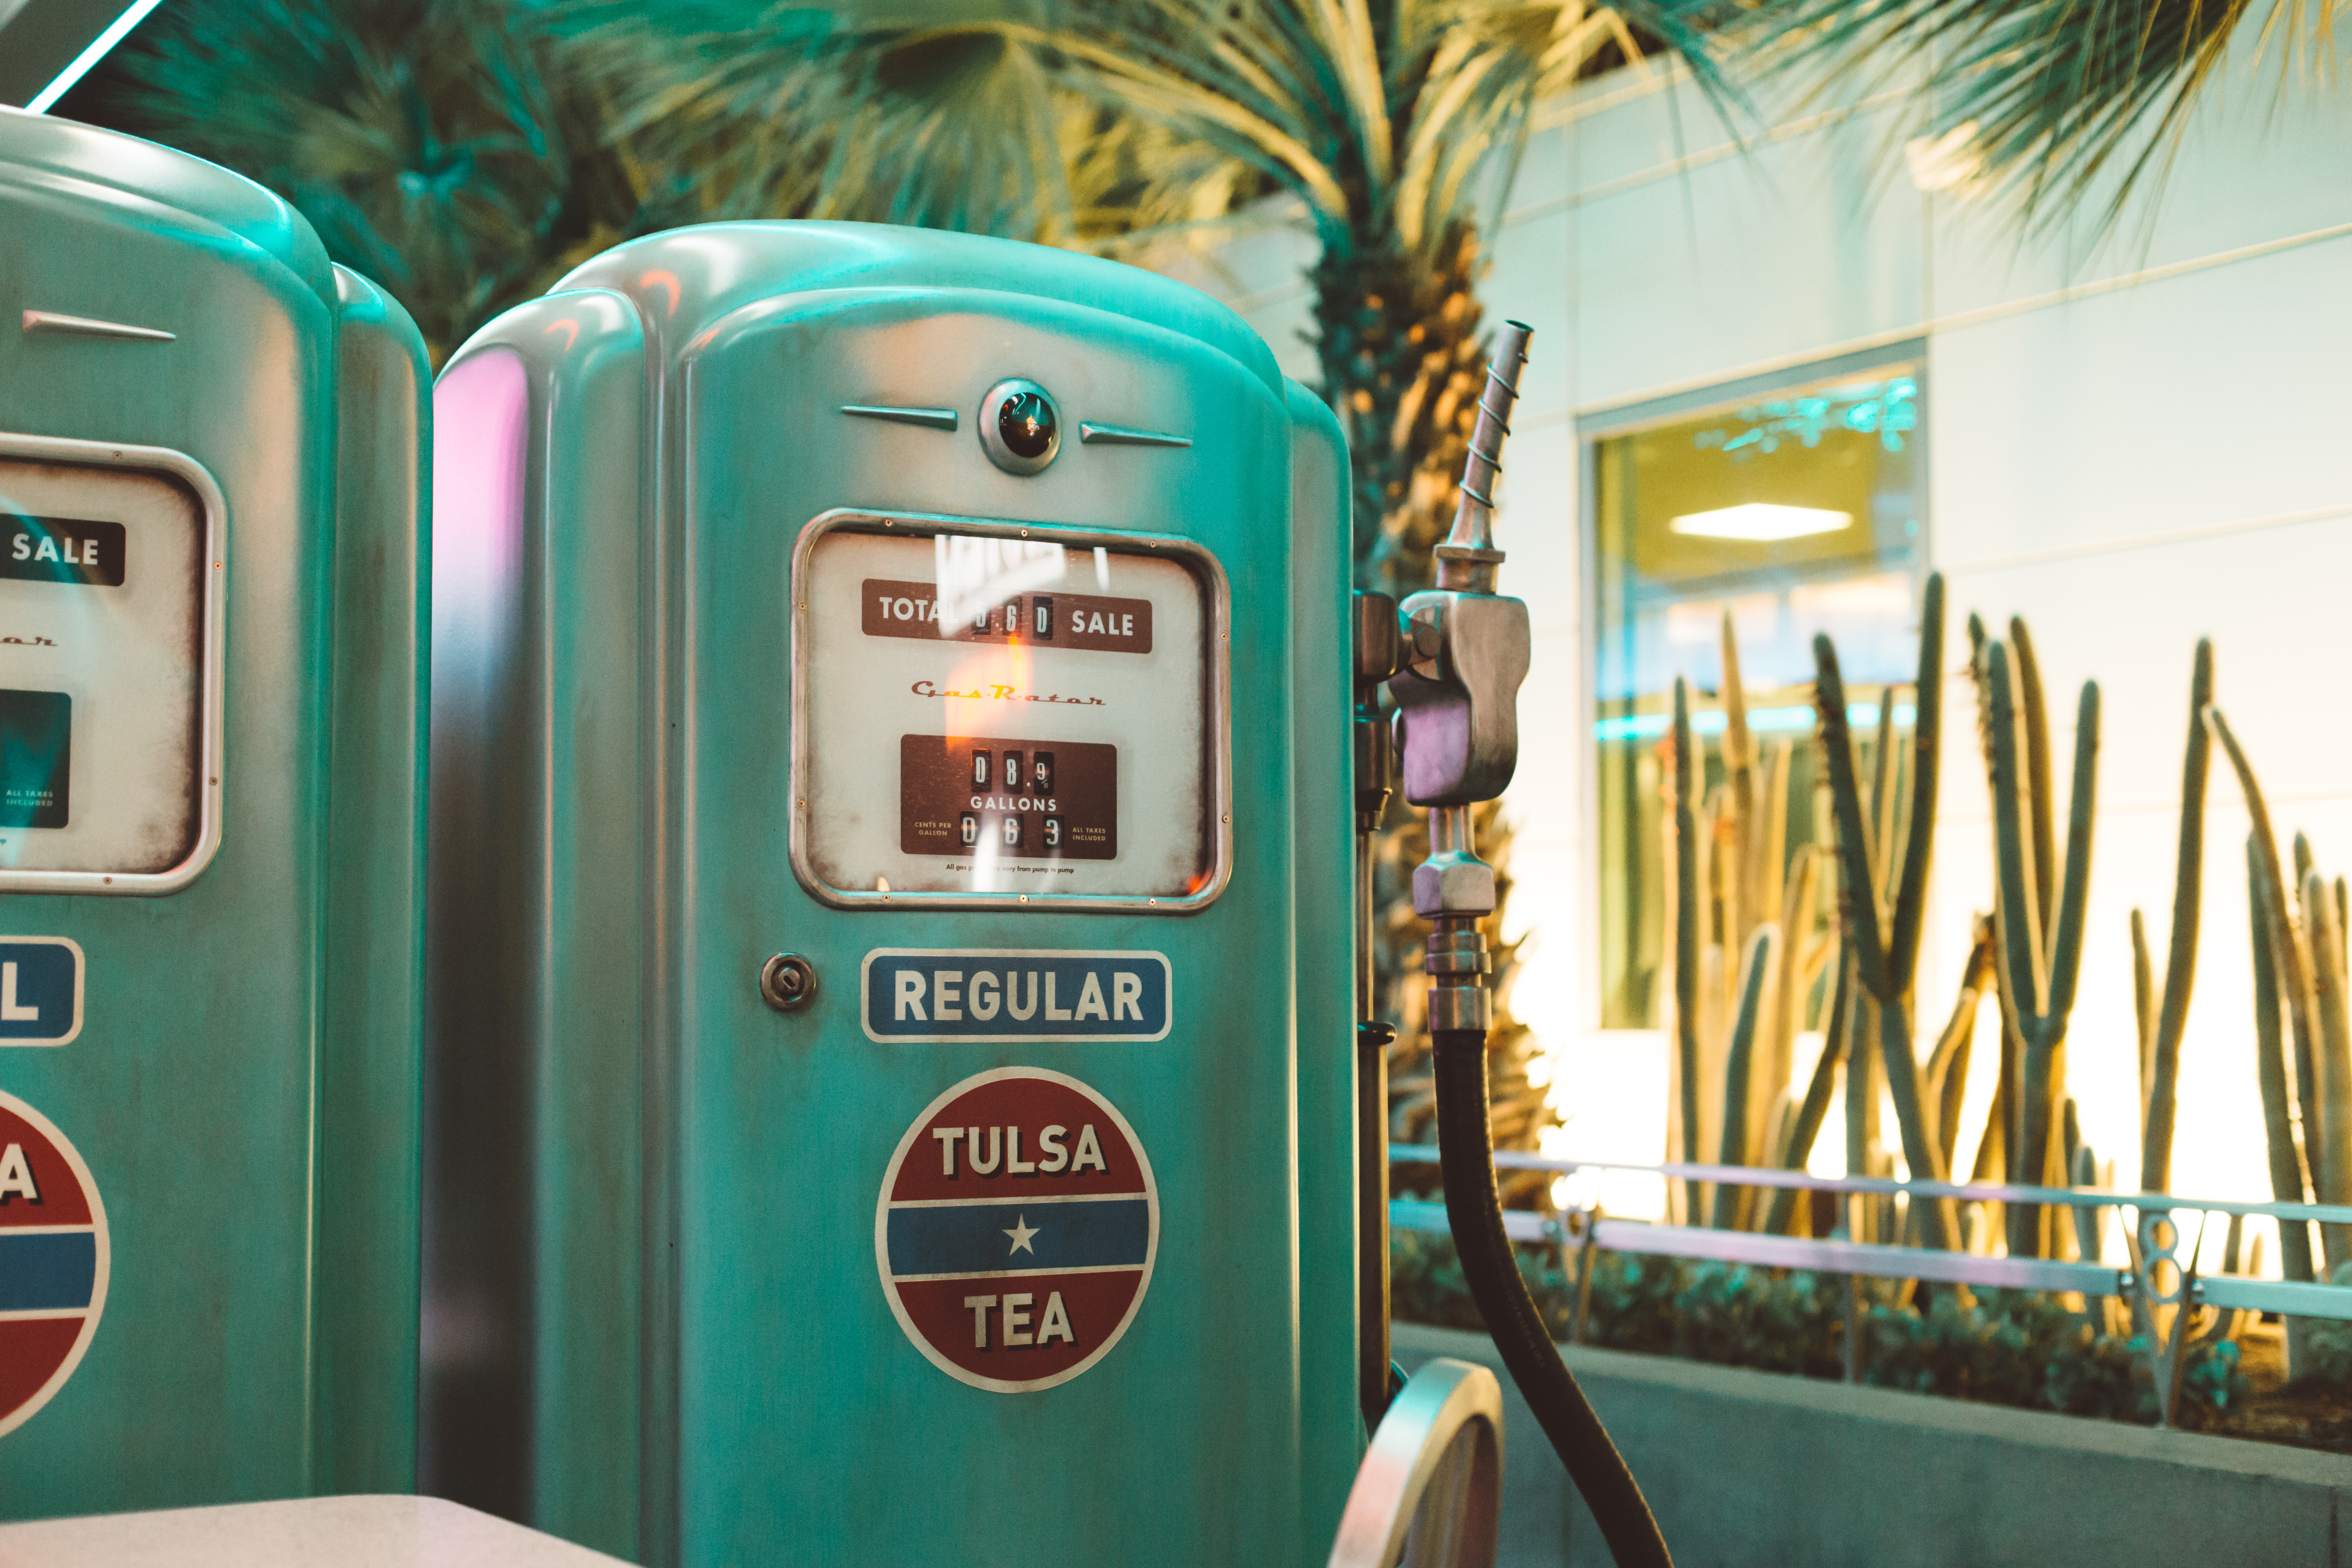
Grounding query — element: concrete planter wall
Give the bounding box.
[1396,1323,2352,1567]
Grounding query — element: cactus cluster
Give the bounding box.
[1970,617,2102,1257]
[2135,642,2213,1195]
[1633,574,2352,1393]
[2212,710,2352,1285]
[1659,612,1841,1232]
[1662,576,1994,1247]
[1814,576,1957,1248]
[1655,581,2234,1271]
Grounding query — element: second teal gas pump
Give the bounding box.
[424,220,1357,1566]
[0,108,429,1514]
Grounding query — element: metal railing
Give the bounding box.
[1389,1147,2352,1425]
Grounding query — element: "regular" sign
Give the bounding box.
[861,949,1171,1043]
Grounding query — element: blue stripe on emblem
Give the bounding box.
[0,1230,96,1312]
[888,1198,1150,1277]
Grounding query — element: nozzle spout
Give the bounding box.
[1437,321,1531,590]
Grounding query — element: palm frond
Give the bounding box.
[1050,0,1721,259]
[558,1,1082,238]
[1724,0,2342,233]
[1314,0,1399,189]
[562,0,1724,263]
[99,0,659,359]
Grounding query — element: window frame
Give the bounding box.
[1572,340,1933,1031]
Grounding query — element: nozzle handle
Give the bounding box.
[1437,321,1532,579]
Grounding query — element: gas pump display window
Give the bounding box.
[0,441,220,891]
[792,512,1229,910]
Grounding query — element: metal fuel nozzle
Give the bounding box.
[1391,323,1536,1031]
[1389,322,1535,822]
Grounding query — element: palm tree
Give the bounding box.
[93,0,666,362]
[563,0,1720,1179]
[1720,0,2344,234]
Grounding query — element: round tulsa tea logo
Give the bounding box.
[0,1090,108,1437]
[875,1067,1156,1393]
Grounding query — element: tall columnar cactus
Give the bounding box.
[2304,868,2352,1270]
[2010,622,2058,937]
[1961,616,2020,1203]
[1968,930,2026,1196]
[2131,912,2155,1128]
[1658,619,1839,1232]
[1757,847,1818,1163]
[1925,918,1995,1181]
[1813,572,1957,1249]
[1843,692,1900,1207]
[1722,620,1760,946]
[1764,945,1852,1235]
[2210,708,2352,1268]
[2247,837,2320,1283]
[1670,677,1704,1225]
[1985,634,2099,1259]
[1710,614,1810,1185]
[1711,925,1780,1230]
[2138,640,2213,1193]
[2069,1137,2103,1261]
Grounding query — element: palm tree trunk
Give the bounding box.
[1315,218,1552,1169]
[1312,220,1488,596]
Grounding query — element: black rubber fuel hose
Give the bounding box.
[1433,1028,1673,1568]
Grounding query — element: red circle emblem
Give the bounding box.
[0,1091,108,1437]
[875,1067,1157,1392]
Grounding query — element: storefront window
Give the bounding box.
[1591,351,1927,1028]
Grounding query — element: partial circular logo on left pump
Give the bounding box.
[875,1067,1156,1393]
[0,1090,108,1437]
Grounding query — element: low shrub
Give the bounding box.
[2295,1263,2352,1385]
[1390,1230,2248,1428]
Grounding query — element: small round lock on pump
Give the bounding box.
[760,952,818,1012]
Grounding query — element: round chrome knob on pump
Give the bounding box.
[979,378,1060,474]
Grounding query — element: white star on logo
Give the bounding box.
[1003,1214,1039,1255]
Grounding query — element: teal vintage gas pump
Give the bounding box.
[423,221,1358,1565]
[0,110,429,1512]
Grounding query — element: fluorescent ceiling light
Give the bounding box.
[1669,503,1851,542]
[24,0,165,114]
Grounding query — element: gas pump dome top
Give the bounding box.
[0,107,336,308]
[551,220,1286,396]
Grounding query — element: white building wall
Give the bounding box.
[1180,43,2352,1227]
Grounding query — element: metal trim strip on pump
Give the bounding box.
[0,429,226,895]
[787,506,1233,915]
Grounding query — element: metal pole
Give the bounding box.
[1352,588,1401,1430]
